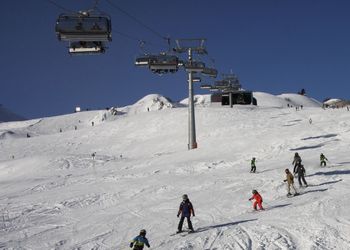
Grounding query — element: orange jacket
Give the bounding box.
[249,193,263,203]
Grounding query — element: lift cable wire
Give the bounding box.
[46,0,76,14]
[105,0,167,41]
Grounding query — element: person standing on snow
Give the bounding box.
[292,152,302,174]
[320,153,328,166]
[295,161,308,187]
[248,190,264,210]
[284,169,299,196]
[177,194,195,233]
[250,157,256,173]
[129,229,150,250]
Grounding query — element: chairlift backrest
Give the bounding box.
[56,14,112,42]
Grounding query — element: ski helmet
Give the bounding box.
[140,229,146,235]
[285,169,290,173]
[252,190,257,194]
[182,194,188,200]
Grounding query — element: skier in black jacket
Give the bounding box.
[295,161,308,187]
[177,194,195,233]
[292,152,302,174]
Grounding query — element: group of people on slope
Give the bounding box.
[129,152,330,249]
[251,152,329,199]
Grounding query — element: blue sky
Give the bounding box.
[1,0,350,118]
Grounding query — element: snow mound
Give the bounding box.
[0,105,25,122]
[324,99,342,105]
[253,92,288,108]
[120,94,174,114]
[253,92,322,108]
[0,130,24,140]
[180,95,211,106]
[278,93,322,107]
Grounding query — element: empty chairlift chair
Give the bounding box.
[55,12,112,55]
[148,54,179,74]
[202,67,218,78]
[184,61,206,73]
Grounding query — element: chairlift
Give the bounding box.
[56,11,111,55]
[56,13,112,42]
[202,67,218,78]
[148,54,179,74]
[184,61,206,72]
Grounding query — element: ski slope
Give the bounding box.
[0,93,349,250]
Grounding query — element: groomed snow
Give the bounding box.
[0,93,349,249]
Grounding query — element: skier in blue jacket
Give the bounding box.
[130,229,150,250]
[177,194,195,233]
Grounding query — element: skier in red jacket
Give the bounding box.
[249,190,264,210]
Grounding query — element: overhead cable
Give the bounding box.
[105,0,167,41]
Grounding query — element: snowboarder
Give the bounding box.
[248,190,264,210]
[295,161,308,187]
[177,194,195,233]
[320,153,328,166]
[250,157,256,173]
[129,229,150,250]
[284,169,298,196]
[292,152,302,174]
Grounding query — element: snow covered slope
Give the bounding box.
[0,94,349,250]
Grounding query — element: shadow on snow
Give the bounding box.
[308,170,350,177]
[195,219,257,233]
[301,133,338,141]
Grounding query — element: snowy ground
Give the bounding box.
[0,93,349,249]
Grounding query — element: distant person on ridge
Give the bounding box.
[295,161,308,187]
[248,190,264,210]
[129,229,150,250]
[292,152,302,174]
[284,169,299,196]
[320,153,328,167]
[250,157,256,173]
[177,194,195,233]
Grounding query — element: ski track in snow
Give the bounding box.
[0,96,350,249]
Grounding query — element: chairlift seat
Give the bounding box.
[68,41,105,55]
[184,61,205,72]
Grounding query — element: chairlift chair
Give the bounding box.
[148,54,179,74]
[202,67,218,78]
[56,13,112,42]
[184,61,206,72]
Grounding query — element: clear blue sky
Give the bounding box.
[1,0,350,118]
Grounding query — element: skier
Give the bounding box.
[250,157,256,173]
[129,229,150,250]
[292,152,302,174]
[248,190,264,210]
[284,169,299,196]
[295,161,308,187]
[320,153,328,167]
[91,152,96,160]
[177,194,195,233]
